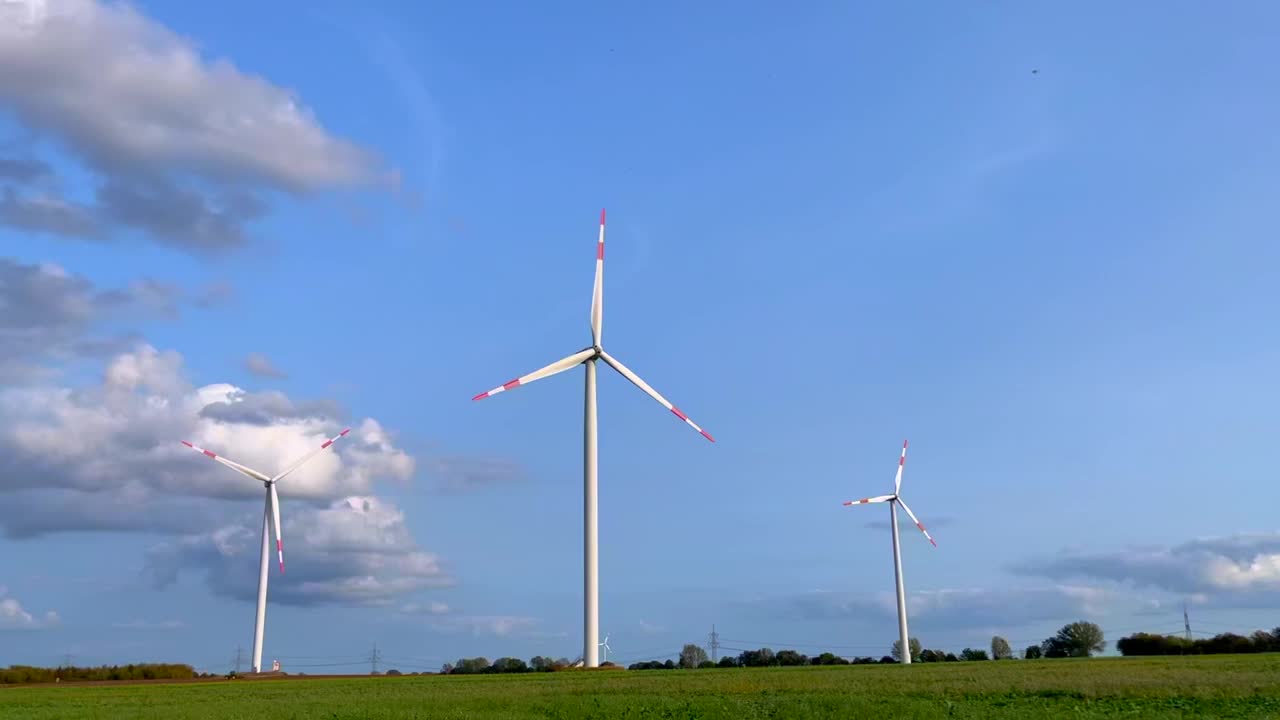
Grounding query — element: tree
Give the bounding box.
[697,661,716,669]
[1024,645,1042,660]
[918,649,945,663]
[716,656,738,668]
[1251,630,1275,652]
[490,657,528,673]
[1051,621,1106,657]
[991,636,1013,660]
[960,648,989,661]
[385,669,402,676]
[890,637,922,663]
[944,653,959,662]
[737,648,776,667]
[449,657,489,674]
[679,644,710,669]
[775,650,807,666]
[811,652,848,666]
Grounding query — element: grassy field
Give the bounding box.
[3,654,1280,719]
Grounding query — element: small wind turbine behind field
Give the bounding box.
[472,209,714,668]
[843,440,936,665]
[180,428,351,673]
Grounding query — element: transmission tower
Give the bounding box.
[708,624,720,663]
[233,646,243,674]
[369,642,382,675]
[1184,603,1192,642]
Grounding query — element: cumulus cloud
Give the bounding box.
[199,389,340,427]
[243,352,286,380]
[0,0,390,249]
[1012,533,1280,597]
[0,344,415,534]
[0,258,180,379]
[0,587,58,630]
[145,496,450,607]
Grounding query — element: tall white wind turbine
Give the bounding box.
[180,427,351,673]
[843,440,936,664]
[472,209,714,668]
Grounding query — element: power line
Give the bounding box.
[709,624,720,663]
[369,642,382,675]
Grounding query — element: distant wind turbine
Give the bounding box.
[599,634,612,664]
[843,440,936,664]
[472,209,714,667]
[181,428,351,673]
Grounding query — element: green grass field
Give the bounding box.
[4,655,1280,719]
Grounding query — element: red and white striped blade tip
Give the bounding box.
[472,379,519,401]
[669,406,713,442]
[600,208,606,225]
[181,440,216,459]
[277,540,285,572]
[320,428,351,448]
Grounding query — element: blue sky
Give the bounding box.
[2,0,1279,671]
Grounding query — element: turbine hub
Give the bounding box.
[592,345,603,356]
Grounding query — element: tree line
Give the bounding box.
[443,656,584,674]
[420,620,1280,677]
[0,664,196,684]
[628,621,1111,670]
[1117,627,1280,656]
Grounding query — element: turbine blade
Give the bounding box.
[896,497,936,547]
[472,348,596,401]
[180,441,271,483]
[598,350,714,442]
[590,208,605,346]
[269,483,285,573]
[894,440,908,494]
[843,494,894,506]
[271,427,351,483]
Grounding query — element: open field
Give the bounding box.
[3,655,1280,719]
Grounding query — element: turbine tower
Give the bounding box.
[843,440,936,664]
[181,427,351,672]
[472,209,714,668]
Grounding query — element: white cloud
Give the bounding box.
[0,0,378,189]
[0,587,58,630]
[0,258,180,380]
[0,0,392,249]
[145,495,450,607]
[1012,532,1280,596]
[0,345,415,520]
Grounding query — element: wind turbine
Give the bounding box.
[472,209,714,668]
[180,427,351,673]
[599,634,612,664]
[843,440,936,665]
